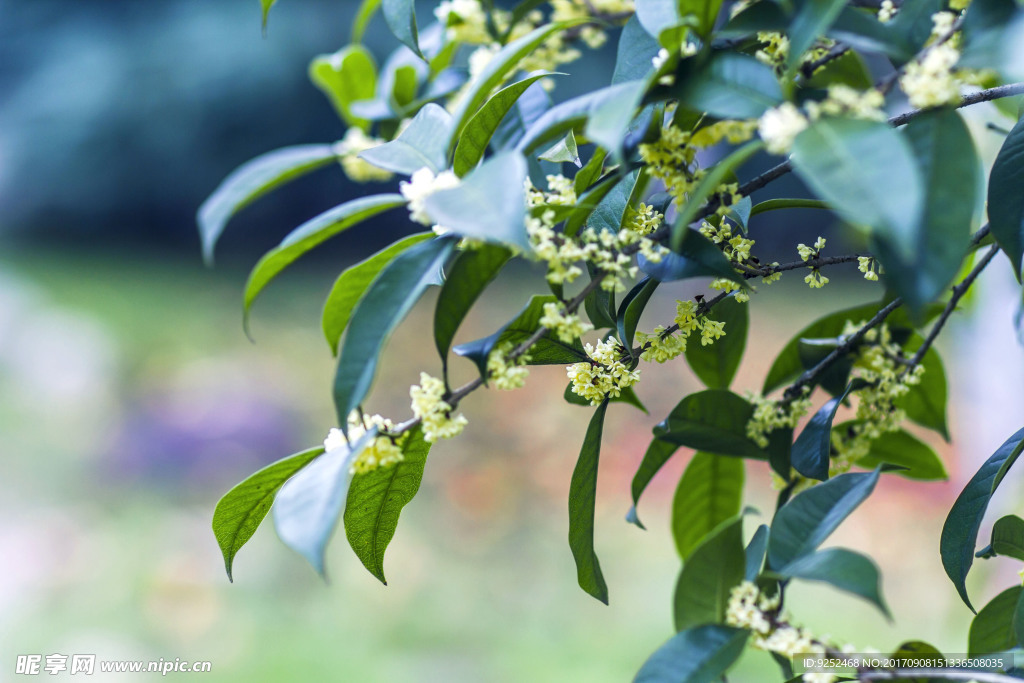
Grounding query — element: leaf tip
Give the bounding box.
[625,506,646,530]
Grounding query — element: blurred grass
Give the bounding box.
[0,246,1013,681]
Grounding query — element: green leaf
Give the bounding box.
[352,0,382,42]
[681,0,725,36]
[854,428,947,481]
[213,447,322,581]
[768,468,880,569]
[894,337,949,440]
[775,547,890,617]
[676,53,783,120]
[424,152,530,250]
[627,437,681,529]
[450,21,578,148]
[587,168,644,233]
[802,49,873,89]
[613,16,661,84]
[993,515,1024,561]
[672,453,745,560]
[261,0,277,28]
[273,432,374,576]
[969,586,1023,655]
[988,115,1024,280]
[745,524,769,580]
[785,0,847,78]
[941,426,1024,611]
[574,148,608,195]
[434,244,512,374]
[635,0,683,41]
[584,266,618,328]
[198,145,338,264]
[390,64,419,110]
[618,277,659,354]
[569,401,610,604]
[586,80,649,161]
[360,103,452,175]
[873,110,978,314]
[684,295,748,389]
[674,515,746,631]
[309,46,377,130]
[334,237,456,431]
[322,233,435,356]
[382,0,423,59]
[343,426,431,584]
[791,383,855,482]
[750,198,831,216]
[516,83,636,155]
[635,625,748,683]
[791,118,924,261]
[453,73,557,177]
[538,130,581,165]
[654,390,766,459]
[243,195,406,326]
[670,140,764,252]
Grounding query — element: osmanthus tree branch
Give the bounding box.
[859,670,1023,682]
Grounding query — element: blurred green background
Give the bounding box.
[3,1,1024,681]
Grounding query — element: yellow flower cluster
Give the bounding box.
[434,0,494,44]
[334,128,394,183]
[806,85,886,121]
[486,342,531,390]
[745,387,813,449]
[551,0,635,49]
[798,237,829,288]
[633,299,728,364]
[858,256,880,281]
[900,43,962,108]
[639,123,699,204]
[540,302,594,343]
[324,413,405,475]
[636,325,687,363]
[624,203,663,236]
[526,174,577,207]
[567,337,640,404]
[700,220,756,302]
[410,372,469,442]
[690,119,759,148]
[754,31,790,68]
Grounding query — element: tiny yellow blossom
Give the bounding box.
[567,337,640,405]
[700,319,726,346]
[324,412,405,475]
[410,372,468,442]
[487,342,530,390]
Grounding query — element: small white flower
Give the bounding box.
[400,167,461,228]
[758,103,808,155]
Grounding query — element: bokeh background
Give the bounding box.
[2,1,1024,680]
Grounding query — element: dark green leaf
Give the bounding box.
[854,428,947,481]
[873,110,978,314]
[360,103,452,175]
[959,0,1018,69]
[213,448,322,581]
[588,168,643,233]
[574,148,608,195]
[454,72,557,176]
[681,0,725,36]
[243,195,405,326]
[343,426,431,584]
[584,268,618,329]
[382,0,423,58]
[637,233,741,285]
[569,401,610,604]
[309,46,377,129]
[988,115,1024,280]
[334,237,456,431]
[618,277,659,354]
[684,295,748,389]
[768,468,880,569]
[424,152,530,250]
[434,244,512,374]
[627,437,681,529]
[969,586,1023,655]
[635,0,683,42]
[750,198,831,216]
[894,337,949,440]
[273,432,375,576]
[676,53,783,120]
[990,515,1024,561]
[635,625,748,683]
[322,233,435,355]
[791,383,855,481]
[791,118,923,260]
[672,453,745,560]
[745,524,769,580]
[613,16,661,84]
[775,547,890,617]
[802,49,873,89]
[654,389,766,459]
[198,145,338,264]
[674,515,746,631]
[516,83,635,155]
[941,426,1024,611]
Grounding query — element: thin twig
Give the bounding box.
[799,42,850,80]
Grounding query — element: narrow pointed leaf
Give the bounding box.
[198,145,337,264]
[785,0,847,76]
[618,277,659,353]
[244,195,406,324]
[213,447,323,581]
[969,586,1023,655]
[854,428,947,481]
[360,103,452,175]
[382,0,423,58]
[334,237,456,431]
[676,53,783,119]
[988,115,1024,279]
[776,547,890,617]
[343,426,432,584]
[261,0,277,27]
[941,426,1024,611]
[569,401,610,604]
[635,625,748,683]
[613,16,661,84]
[322,233,435,355]
[745,524,769,580]
[674,515,746,631]
[628,437,681,529]
[791,383,855,481]
[768,468,880,569]
[672,453,745,561]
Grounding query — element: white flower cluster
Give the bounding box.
[798,237,829,289]
[334,128,394,184]
[878,0,897,22]
[400,167,461,234]
[410,372,469,442]
[635,325,687,363]
[858,256,880,281]
[324,412,405,475]
[900,42,962,108]
[759,85,886,155]
[635,299,727,364]
[745,387,813,449]
[758,103,808,155]
[486,342,531,390]
[700,219,756,302]
[540,302,594,343]
[567,337,640,405]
